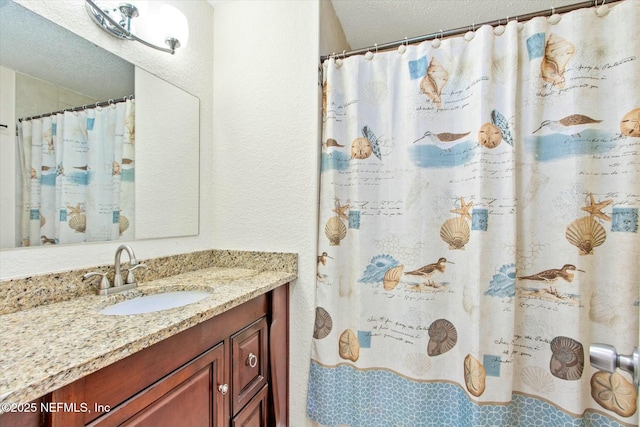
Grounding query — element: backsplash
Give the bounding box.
[0,250,297,315]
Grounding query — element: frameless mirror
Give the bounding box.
[0,0,200,249]
[135,67,199,239]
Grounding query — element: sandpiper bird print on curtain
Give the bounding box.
[310,1,640,426]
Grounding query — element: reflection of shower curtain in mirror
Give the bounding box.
[308,2,639,426]
[17,99,135,246]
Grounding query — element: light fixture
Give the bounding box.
[85,0,187,54]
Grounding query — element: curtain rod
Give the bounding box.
[320,0,623,62]
[18,95,134,122]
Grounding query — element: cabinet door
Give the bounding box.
[89,342,226,427]
[231,317,268,416]
[231,385,268,427]
[122,367,211,427]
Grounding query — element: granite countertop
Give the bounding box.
[0,263,296,408]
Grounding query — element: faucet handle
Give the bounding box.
[125,263,147,284]
[84,272,111,291]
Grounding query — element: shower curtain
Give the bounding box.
[309,1,639,426]
[18,99,135,246]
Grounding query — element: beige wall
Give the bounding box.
[320,0,350,58]
[211,1,320,424]
[14,72,97,120]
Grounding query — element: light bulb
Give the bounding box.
[159,5,189,48]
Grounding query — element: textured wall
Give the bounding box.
[1,0,214,279]
[211,1,320,425]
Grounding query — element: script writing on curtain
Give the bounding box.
[309,1,639,426]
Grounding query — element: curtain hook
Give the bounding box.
[596,0,609,16]
[331,52,340,67]
[398,37,408,54]
[548,7,561,24]
[494,17,506,35]
[432,30,443,48]
[465,23,475,41]
[365,44,376,60]
[515,15,524,32]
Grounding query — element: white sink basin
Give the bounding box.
[99,290,212,315]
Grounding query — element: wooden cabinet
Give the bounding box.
[231,386,268,427]
[231,317,268,417]
[89,343,225,427]
[1,284,288,427]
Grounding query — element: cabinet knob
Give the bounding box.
[218,383,229,395]
[247,353,258,368]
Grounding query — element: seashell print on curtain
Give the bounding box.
[309,1,639,426]
[17,99,135,246]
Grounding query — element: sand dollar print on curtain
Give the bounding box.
[309,1,639,426]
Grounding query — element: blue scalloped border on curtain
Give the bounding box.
[307,362,626,427]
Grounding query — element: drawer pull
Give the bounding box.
[218,383,229,395]
[247,353,258,368]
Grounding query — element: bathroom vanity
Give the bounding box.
[0,251,295,427]
[49,286,287,427]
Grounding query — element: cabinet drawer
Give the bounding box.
[232,385,268,427]
[231,317,268,415]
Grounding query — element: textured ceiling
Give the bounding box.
[331,0,584,51]
[0,0,134,102]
